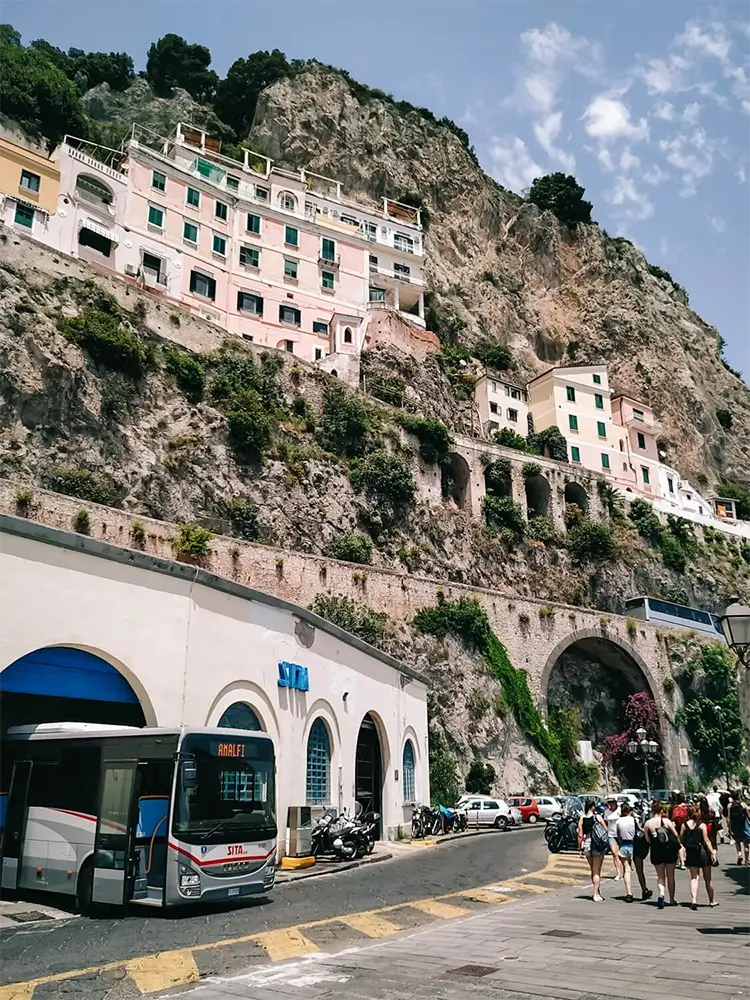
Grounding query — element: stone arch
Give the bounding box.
[442,452,471,511]
[75,173,115,207]
[564,481,589,513]
[525,473,550,519]
[206,679,281,744]
[540,629,662,744]
[355,711,390,836]
[484,460,512,499]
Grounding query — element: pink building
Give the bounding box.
[611,395,661,497]
[42,125,426,366]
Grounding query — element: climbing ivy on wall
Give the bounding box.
[413,597,598,791]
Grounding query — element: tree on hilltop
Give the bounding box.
[146,34,218,103]
[528,173,593,226]
[214,50,291,138]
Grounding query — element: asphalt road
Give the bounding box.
[1,829,548,987]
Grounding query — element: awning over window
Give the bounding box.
[79,219,119,244]
[14,196,47,217]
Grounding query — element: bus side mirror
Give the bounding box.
[180,761,198,790]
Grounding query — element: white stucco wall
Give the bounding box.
[0,520,429,843]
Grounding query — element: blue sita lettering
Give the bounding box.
[278,661,309,692]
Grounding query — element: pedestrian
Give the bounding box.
[706,786,723,843]
[632,812,653,901]
[644,800,680,909]
[728,790,750,865]
[681,803,718,909]
[604,796,623,881]
[719,790,731,844]
[578,797,609,902]
[615,802,637,902]
[670,792,688,869]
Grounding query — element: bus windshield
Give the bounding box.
[173,733,276,844]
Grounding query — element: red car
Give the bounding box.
[507,796,541,824]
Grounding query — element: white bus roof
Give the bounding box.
[4,723,275,743]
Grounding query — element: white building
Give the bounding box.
[474,368,529,438]
[0,515,429,844]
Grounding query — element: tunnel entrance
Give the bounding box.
[441,453,471,511]
[525,473,550,519]
[564,481,588,514]
[0,646,146,735]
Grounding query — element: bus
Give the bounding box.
[624,597,724,639]
[0,723,277,911]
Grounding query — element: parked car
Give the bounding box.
[534,796,563,822]
[507,797,541,824]
[456,795,515,831]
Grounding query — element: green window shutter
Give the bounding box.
[593,373,601,384]
[642,467,650,484]
[597,421,606,438]
[601,453,610,470]
[152,171,166,191]
[183,221,198,243]
[14,203,34,227]
[148,205,163,227]
[213,234,226,255]
[571,446,580,462]
[569,414,578,431]
[322,270,335,290]
[247,213,261,234]
[285,226,298,246]
[595,394,604,409]
[321,238,335,261]
[215,201,228,221]
[566,386,576,402]
[187,187,200,207]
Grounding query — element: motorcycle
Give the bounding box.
[360,810,381,853]
[410,803,436,839]
[311,808,367,860]
[545,801,582,853]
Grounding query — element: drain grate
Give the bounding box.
[448,965,500,978]
[543,928,581,938]
[7,911,53,923]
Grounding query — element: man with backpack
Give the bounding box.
[729,790,750,865]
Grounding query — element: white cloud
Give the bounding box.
[653,100,676,120]
[583,97,649,143]
[638,55,691,95]
[533,111,576,171]
[707,214,726,233]
[659,128,718,195]
[676,21,732,63]
[737,164,747,183]
[605,174,655,220]
[642,163,670,185]
[620,149,641,171]
[489,136,543,193]
[682,101,701,123]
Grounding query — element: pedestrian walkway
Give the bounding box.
[177,861,749,1000]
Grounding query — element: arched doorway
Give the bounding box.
[0,646,146,734]
[355,713,383,837]
[564,481,588,513]
[525,473,550,519]
[218,702,263,731]
[306,717,332,806]
[441,453,471,511]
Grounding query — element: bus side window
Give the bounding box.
[60,747,101,817]
[27,759,59,808]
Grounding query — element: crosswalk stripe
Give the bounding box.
[452,886,511,904]
[526,873,584,885]
[341,912,402,938]
[0,983,36,1000]
[126,951,200,993]
[409,898,471,920]
[255,928,318,961]
[503,880,551,893]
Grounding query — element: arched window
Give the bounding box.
[218,702,262,731]
[279,192,296,212]
[343,327,353,344]
[75,174,114,207]
[402,741,416,803]
[306,718,331,805]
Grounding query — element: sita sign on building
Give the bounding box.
[278,661,309,692]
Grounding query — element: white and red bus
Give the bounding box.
[0,723,276,910]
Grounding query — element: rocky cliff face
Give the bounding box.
[251,65,749,487]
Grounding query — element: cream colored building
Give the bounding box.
[0,130,60,240]
[474,368,529,438]
[527,365,615,474]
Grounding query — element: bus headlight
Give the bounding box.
[179,866,201,887]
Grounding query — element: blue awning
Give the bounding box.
[0,647,139,703]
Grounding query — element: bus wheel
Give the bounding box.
[76,860,94,915]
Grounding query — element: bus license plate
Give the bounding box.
[228,887,240,897]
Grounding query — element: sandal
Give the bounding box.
[709,901,720,907]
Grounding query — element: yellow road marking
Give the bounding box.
[453,886,510,904]
[126,951,200,993]
[341,912,402,938]
[523,872,583,885]
[255,927,318,961]
[502,880,550,893]
[0,983,36,1000]
[409,898,470,920]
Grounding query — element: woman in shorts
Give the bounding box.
[644,800,680,908]
[615,802,637,902]
[578,797,609,902]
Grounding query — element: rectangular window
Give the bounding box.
[394,233,414,253]
[642,466,650,485]
[148,204,164,229]
[313,321,329,336]
[369,254,378,269]
[285,225,298,247]
[215,200,228,221]
[601,453,611,470]
[321,270,335,290]
[597,421,606,438]
[566,386,576,402]
[571,446,581,463]
[394,262,411,278]
[183,220,198,244]
[255,186,268,201]
[226,176,240,191]
[668,478,674,494]
[593,373,602,385]
[186,186,200,207]
[284,258,298,280]
[637,431,646,449]
[633,409,644,421]
[20,169,41,193]
[212,233,226,256]
[284,340,294,353]
[151,170,166,192]
[237,291,263,315]
[239,245,259,269]
[321,237,336,261]
[369,287,385,302]
[314,347,323,361]
[189,270,216,300]
[507,408,518,422]
[490,402,498,414]
[246,213,261,234]
[279,304,301,326]
[505,386,510,396]
[14,202,34,228]
[510,388,521,400]
[569,414,579,432]
[594,393,603,409]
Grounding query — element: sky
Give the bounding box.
[4,1,750,375]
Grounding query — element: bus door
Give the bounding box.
[1,761,32,891]
[92,759,138,906]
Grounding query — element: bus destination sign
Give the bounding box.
[216,742,247,758]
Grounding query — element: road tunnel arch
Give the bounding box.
[441,453,471,512]
[525,473,550,519]
[540,629,661,748]
[564,481,589,514]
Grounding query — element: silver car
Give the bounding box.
[457,795,514,831]
[535,796,564,821]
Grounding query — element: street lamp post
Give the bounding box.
[627,727,659,801]
[714,705,730,789]
[719,598,750,667]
